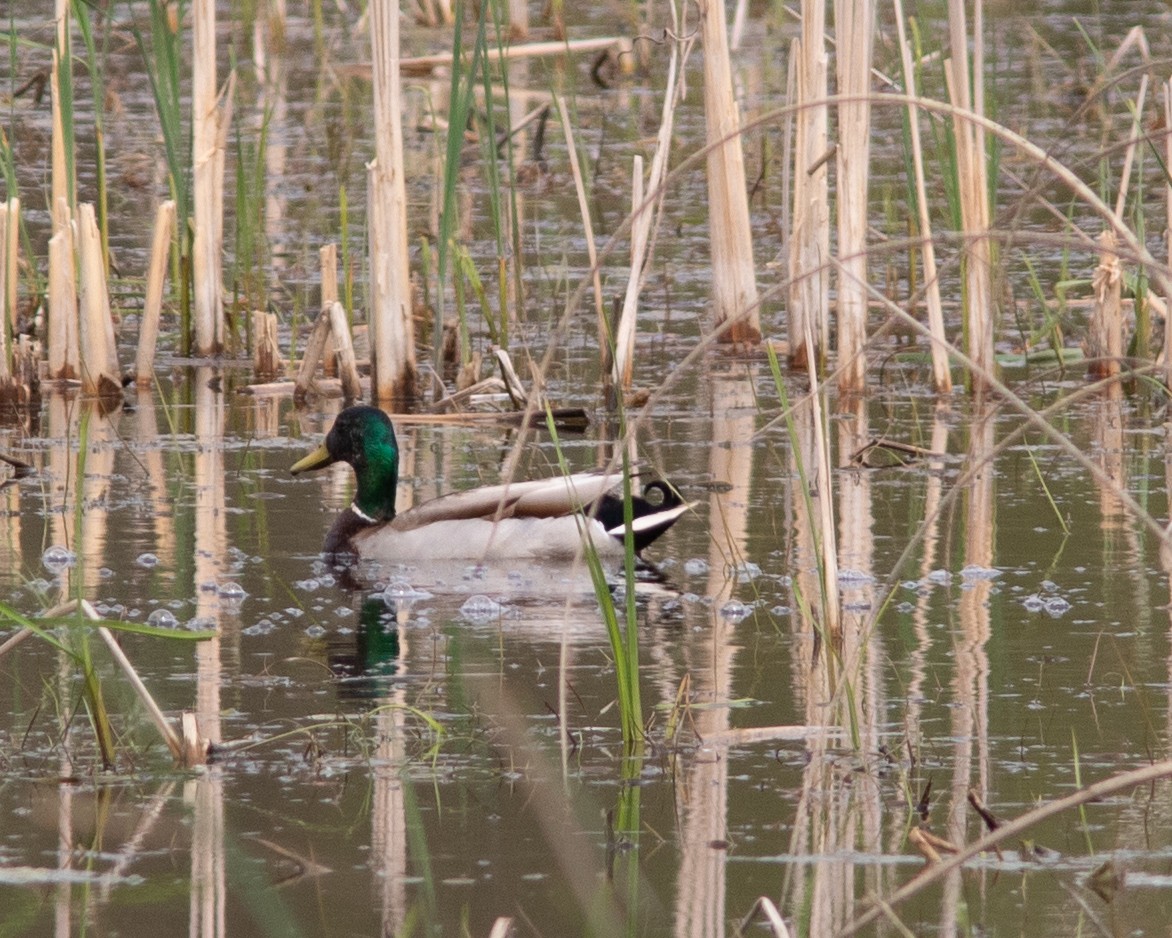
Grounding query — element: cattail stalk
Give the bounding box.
[945,0,993,392]
[789,1,830,369]
[833,0,875,394]
[192,0,232,355]
[367,0,415,402]
[698,0,760,343]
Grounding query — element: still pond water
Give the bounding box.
[4,1,1172,936]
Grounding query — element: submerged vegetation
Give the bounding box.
[2,0,1172,935]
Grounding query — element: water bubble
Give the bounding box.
[135,552,159,569]
[838,568,875,585]
[460,594,504,624]
[243,617,276,636]
[683,558,709,577]
[382,577,432,607]
[1022,595,1045,613]
[42,545,76,575]
[335,606,353,618]
[216,581,247,602]
[147,608,179,629]
[769,604,792,617]
[730,561,762,583]
[304,624,326,639]
[185,616,216,632]
[295,579,320,592]
[1044,596,1071,618]
[98,567,115,580]
[720,599,751,623]
[961,564,1001,581]
[925,569,952,586]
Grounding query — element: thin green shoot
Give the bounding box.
[544,405,643,758]
[1070,728,1096,856]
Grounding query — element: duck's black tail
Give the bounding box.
[594,480,691,553]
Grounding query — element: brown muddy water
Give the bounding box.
[5,2,1172,936]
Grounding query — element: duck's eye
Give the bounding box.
[644,482,666,506]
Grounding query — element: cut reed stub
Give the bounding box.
[134,200,175,387]
[251,310,284,380]
[77,203,122,398]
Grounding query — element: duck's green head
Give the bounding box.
[291,405,399,522]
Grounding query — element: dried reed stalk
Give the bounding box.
[833,0,875,394]
[0,204,9,384]
[367,0,415,402]
[135,200,175,385]
[399,37,622,74]
[612,13,690,389]
[192,0,233,355]
[0,198,17,337]
[945,0,994,392]
[51,0,72,218]
[320,242,339,376]
[698,0,760,343]
[47,202,78,381]
[77,203,120,395]
[789,1,830,369]
[327,300,363,402]
[1088,75,1148,380]
[893,0,951,393]
[508,0,528,39]
[320,243,339,307]
[1165,79,1172,386]
[553,94,605,369]
[804,317,840,641]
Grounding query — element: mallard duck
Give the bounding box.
[291,405,689,562]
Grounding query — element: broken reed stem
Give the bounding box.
[87,603,183,760]
[77,203,120,395]
[294,308,332,402]
[698,0,760,343]
[47,201,78,381]
[1164,79,1172,387]
[789,1,830,369]
[613,155,645,390]
[327,300,363,401]
[399,37,623,73]
[552,93,606,372]
[945,0,994,393]
[893,0,951,393]
[251,310,284,379]
[367,0,415,402]
[135,200,175,386]
[833,0,875,395]
[841,759,1172,936]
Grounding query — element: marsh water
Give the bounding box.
[5,2,1172,936]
